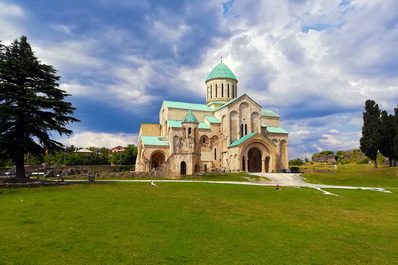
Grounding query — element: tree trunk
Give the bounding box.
[373,160,378,168]
[15,153,27,178]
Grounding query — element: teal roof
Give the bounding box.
[204,115,221,124]
[163,100,213,112]
[206,62,237,82]
[229,132,276,147]
[261,109,280,117]
[167,120,211,129]
[141,136,169,146]
[182,110,199,123]
[261,123,288,134]
[229,132,257,147]
[215,94,245,111]
[267,126,288,134]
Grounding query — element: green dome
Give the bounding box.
[206,62,237,82]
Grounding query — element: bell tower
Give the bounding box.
[205,60,238,105]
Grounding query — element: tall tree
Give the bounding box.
[379,110,396,167]
[0,36,79,178]
[360,100,381,168]
[394,107,398,167]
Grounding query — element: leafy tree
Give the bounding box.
[0,36,79,178]
[111,145,137,165]
[289,158,304,166]
[379,111,396,166]
[360,100,381,168]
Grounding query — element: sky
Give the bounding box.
[1,0,398,160]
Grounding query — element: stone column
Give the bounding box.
[261,159,266,173]
[245,159,249,172]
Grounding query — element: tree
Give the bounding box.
[0,36,79,178]
[379,110,396,167]
[360,100,381,168]
[111,145,137,165]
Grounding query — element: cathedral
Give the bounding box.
[135,61,289,175]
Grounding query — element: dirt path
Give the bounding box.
[250,173,392,196]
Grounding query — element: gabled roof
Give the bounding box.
[204,115,221,124]
[182,110,199,123]
[167,120,211,129]
[206,61,237,82]
[228,132,276,147]
[140,136,169,146]
[229,132,257,147]
[261,123,288,134]
[261,109,280,117]
[215,94,262,112]
[163,100,213,112]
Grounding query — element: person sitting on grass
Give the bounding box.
[150,180,157,186]
[276,185,281,190]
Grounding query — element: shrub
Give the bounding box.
[357,157,371,164]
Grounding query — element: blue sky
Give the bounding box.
[1,0,398,159]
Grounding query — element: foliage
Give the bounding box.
[110,144,137,165]
[337,158,351,164]
[357,157,371,164]
[0,36,79,177]
[1,182,398,264]
[289,158,304,166]
[44,152,110,166]
[319,150,334,155]
[379,111,396,165]
[360,100,381,167]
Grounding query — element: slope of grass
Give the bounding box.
[1,182,397,264]
[303,164,398,188]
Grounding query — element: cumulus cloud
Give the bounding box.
[60,132,138,148]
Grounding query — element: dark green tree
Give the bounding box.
[111,145,137,165]
[359,100,381,168]
[0,36,79,178]
[379,110,396,167]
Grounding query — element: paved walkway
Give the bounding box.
[69,173,392,196]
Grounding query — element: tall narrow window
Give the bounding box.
[227,84,230,97]
[232,85,235,98]
[215,84,218,98]
[245,124,248,135]
[210,86,212,99]
[221,84,224,97]
[188,127,192,137]
[240,124,244,138]
[214,148,217,160]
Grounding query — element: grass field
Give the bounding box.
[302,163,398,189]
[1,175,397,264]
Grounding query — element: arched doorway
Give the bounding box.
[248,148,262,172]
[194,164,199,173]
[151,152,165,170]
[180,161,187,175]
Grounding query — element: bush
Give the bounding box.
[289,158,304,166]
[357,157,371,164]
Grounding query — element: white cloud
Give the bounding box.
[59,132,138,148]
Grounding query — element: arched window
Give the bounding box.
[227,84,230,97]
[245,124,248,135]
[215,84,218,98]
[221,84,224,97]
[214,148,217,160]
[210,85,212,99]
[188,127,192,137]
[202,137,206,143]
[232,85,235,98]
[240,124,244,138]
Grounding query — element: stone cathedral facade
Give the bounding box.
[135,61,289,175]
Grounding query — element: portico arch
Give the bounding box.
[151,151,165,170]
[241,140,275,173]
[248,148,262,172]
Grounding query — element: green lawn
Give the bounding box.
[303,164,398,188]
[1,181,397,264]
